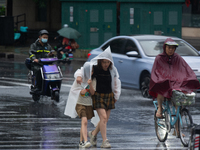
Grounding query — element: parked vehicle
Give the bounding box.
[25,58,63,102]
[87,35,200,98]
[189,124,200,150]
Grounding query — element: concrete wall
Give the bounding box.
[13,0,61,30]
[182,27,200,38]
[182,27,200,51]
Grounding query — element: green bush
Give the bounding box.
[0,6,5,16]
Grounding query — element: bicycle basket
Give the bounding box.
[171,90,195,106]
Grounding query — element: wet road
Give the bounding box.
[0,60,200,150]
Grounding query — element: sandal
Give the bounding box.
[156,110,162,118]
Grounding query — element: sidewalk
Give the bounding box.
[0,36,199,62]
[0,36,90,62]
[0,45,88,62]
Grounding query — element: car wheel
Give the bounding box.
[140,74,151,98]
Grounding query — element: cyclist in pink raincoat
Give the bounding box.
[149,38,200,118]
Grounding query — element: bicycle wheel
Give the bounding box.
[179,108,193,147]
[154,110,169,142]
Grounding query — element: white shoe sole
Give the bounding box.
[83,143,91,148]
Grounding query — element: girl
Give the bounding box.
[64,62,96,148]
[76,78,96,148]
[76,46,121,148]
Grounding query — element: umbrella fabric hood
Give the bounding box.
[57,27,81,39]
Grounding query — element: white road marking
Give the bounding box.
[62,84,72,88]
[0,80,72,88]
[0,111,19,113]
[0,86,15,88]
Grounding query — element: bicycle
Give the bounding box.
[153,90,195,147]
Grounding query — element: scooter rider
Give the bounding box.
[29,29,53,92]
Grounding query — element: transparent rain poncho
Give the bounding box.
[64,47,121,126]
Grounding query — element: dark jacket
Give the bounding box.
[29,39,52,61]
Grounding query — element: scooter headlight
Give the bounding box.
[46,73,60,79]
[53,74,60,79]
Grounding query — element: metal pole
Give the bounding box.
[24,13,26,26]
[16,16,18,30]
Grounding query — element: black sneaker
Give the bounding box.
[31,87,42,94]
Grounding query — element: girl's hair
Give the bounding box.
[97,59,112,70]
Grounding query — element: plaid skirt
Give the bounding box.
[92,92,115,110]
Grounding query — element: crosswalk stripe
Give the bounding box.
[0,85,14,88]
[0,111,19,113]
[0,80,72,88]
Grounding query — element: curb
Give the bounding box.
[0,52,88,63]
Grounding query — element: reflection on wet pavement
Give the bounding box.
[0,60,86,81]
[0,61,199,149]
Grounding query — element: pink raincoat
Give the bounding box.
[149,38,200,98]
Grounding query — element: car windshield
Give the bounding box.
[138,39,199,57]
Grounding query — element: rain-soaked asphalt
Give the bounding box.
[0,60,200,150]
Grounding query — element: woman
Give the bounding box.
[76,46,121,148]
[60,37,79,60]
[149,38,200,118]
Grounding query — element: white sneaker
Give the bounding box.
[81,141,91,148]
[101,139,111,148]
[88,131,97,146]
[79,141,83,148]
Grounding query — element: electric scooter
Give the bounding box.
[25,57,63,102]
[54,45,73,65]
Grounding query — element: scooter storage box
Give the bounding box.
[43,65,61,80]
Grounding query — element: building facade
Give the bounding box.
[182,0,200,38]
[60,0,184,48]
[1,0,200,48]
[12,0,61,31]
